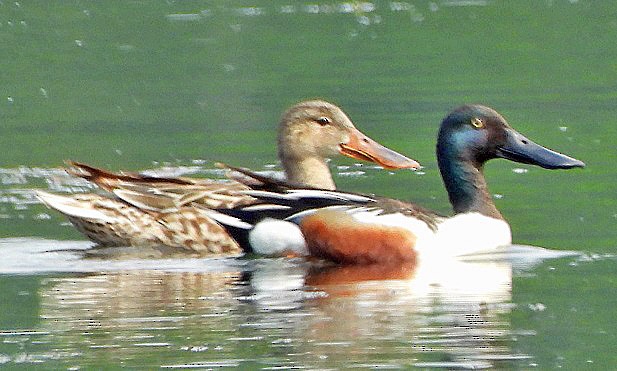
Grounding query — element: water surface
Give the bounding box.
[1,0,616,368]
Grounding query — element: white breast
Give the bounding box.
[249,218,308,256]
[420,212,512,258]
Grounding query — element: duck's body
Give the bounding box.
[298,205,512,264]
[207,105,584,264]
[37,100,419,254]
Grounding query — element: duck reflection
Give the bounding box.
[301,258,516,368]
[29,251,525,369]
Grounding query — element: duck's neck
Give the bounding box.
[281,155,336,190]
[437,150,503,219]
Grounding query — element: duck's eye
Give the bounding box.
[316,117,331,126]
[471,118,484,128]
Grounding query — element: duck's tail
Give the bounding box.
[36,190,115,222]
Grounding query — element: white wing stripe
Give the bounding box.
[241,204,291,212]
[287,190,374,202]
[240,190,299,200]
[242,189,375,203]
[196,208,252,230]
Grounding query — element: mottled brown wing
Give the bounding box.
[62,194,241,255]
[66,160,256,210]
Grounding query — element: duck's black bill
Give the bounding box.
[496,129,585,169]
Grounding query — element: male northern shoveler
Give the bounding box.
[205,105,584,264]
[36,100,419,255]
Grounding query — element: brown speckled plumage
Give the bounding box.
[56,193,242,255]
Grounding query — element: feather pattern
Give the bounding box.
[36,100,418,255]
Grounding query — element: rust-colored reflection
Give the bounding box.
[305,262,416,290]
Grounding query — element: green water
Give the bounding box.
[1,0,616,369]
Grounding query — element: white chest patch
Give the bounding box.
[248,218,308,256]
[423,212,512,257]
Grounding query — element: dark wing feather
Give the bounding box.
[215,163,444,232]
[66,160,198,191]
[217,162,312,191]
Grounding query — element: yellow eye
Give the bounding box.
[471,117,484,128]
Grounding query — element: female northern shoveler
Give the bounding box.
[36,100,419,255]
[206,105,584,264]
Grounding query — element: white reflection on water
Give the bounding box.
[159,0,493,30]
[0,238,580,368]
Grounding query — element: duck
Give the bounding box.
[36,100,420,255]
[203,104,585,264]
